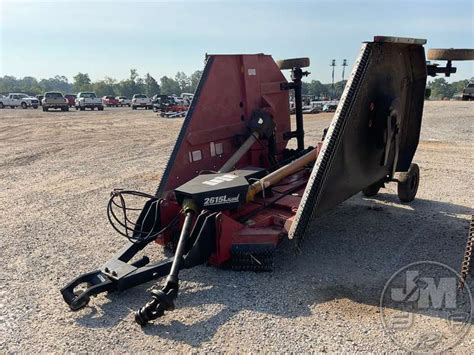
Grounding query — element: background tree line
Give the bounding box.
[300,78,470,100]
[0,71,469,100]
[0,69,203,97]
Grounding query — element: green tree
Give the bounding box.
[19,76,41,94]
[160,76,180,95]
[93,77,117,97]
[0,75,19,93]
[73,73,92,92]
[116,70,146,97]
[189,70,203,93]
[117,79,135,97]
[144,73,160,96]
[428,78,457,99]
[175,71,190,93]
[451,80,469,95]
[40,75,72,94]
[129,69,139,82]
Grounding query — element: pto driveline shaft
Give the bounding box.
[219,132,259,173]
[246,148,317,202]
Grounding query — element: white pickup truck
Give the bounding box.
[117,96,131,107]
[131,94,152,110]
[75,92,104,111]
[0,93,39,109]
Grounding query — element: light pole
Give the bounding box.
[330,59,336,99]
[342,59,347,82]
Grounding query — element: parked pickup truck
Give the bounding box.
[102,96,119,107]
[131,94,152,110]
[462,79,474,101]
[75,92,104,111]
[0,93,39,109]
[42,92,69,111]
[117,96,131,107]
[64,94,76,107]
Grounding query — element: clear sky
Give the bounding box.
[1,0,473,83]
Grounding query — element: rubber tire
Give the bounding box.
[397,163,420,203]
[132,105,137,110]
[276,57,310,70]
[98,106,104,111]
[33,105,38,109]
[362,183,381,197]
[21,102,27,109]
[0,102,4,109]
[427,49,474,61]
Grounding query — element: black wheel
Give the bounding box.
[276,57,310,70]
[21,102,27,109]
[132,105,137,110]
[397,163,420,203]
[0,102,4,109]
[362,182,381,197]
[33,105,38,109]
[98,106,104,111]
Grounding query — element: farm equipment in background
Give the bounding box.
[61,36,473,325]
[153,95,188,118]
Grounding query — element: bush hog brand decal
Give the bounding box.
[204,195,240,206]
[202,174,238,186]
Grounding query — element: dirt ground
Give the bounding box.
[1,101,473,352]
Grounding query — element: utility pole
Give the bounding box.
[330,59,336,99]
[342,59,347,81]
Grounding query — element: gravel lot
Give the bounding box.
[1,101,473,352]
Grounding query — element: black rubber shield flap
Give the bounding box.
[289,39,427,244]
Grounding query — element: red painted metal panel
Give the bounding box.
[158,54,290,195]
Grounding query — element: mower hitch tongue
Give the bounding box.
[60,36,473,325]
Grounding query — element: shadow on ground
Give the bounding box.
[73,192,473,346]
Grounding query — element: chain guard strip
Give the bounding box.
[288,43,372,246]
[460,214,474,288]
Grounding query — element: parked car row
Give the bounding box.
[0,91,195,113]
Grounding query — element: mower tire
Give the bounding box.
[276,57,310,70]
[427,49,474,61]
[397,163,420,203]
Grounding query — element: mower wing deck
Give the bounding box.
[290,37,427,244]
